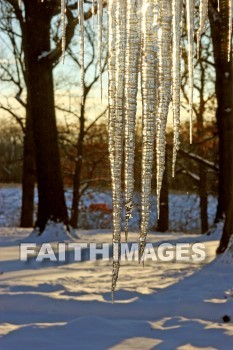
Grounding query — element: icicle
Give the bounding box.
[124,0,141,241]
[156,0,172,219]
[228,0,232,61]
[92,0,95,29]
[197,1,209,57]
[111,0,127,298]
[108,0,116,180]
[97,0,103,101]
[171,0,182,178]
[61,0,66,63]
[108,0,118,298]
[186,0,194,144]
[139,0,158,261]
[18,0,21,7]
[218,0,220,11]
[78,0,85,105]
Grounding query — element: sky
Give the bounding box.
[0,2,216,131]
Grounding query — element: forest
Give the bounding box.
[0,1,233,349]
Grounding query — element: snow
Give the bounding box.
[37,51,51,60]
[0,223,233,349]
[22,222,79,244]
[0,186,218,233]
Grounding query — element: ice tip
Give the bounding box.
[190,134,193,145]
[138,246,144,264]
[138,255,144,267]
[111,290,115,303]
[172,163,175,178]
[125,222,129,242]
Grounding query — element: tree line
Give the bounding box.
[0,0,233,254]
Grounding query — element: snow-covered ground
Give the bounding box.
[0,185,217,232]
[0,225,233,349]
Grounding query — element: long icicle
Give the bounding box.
[108,0,117,299]
[186,0,194,144]
[197,0,209,57]
[220,1,230,61]
[172,0,182,178]
[61,0,66,63]
[124,0,141,241]
[111,0,127,301]
[139,0,158,261]
[92,0,95,29]
[97,0,103,101]
[228,0,232,61]
[108,0,118,300]
[156,0,172,219]
[78,0,84,104]
[218,0,220,12]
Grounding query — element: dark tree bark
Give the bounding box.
[20,109,35,227]
[199,164,209,233]
[157,150,169,232]
[23,0,68,232]
[197,59,209,234]
[209,0,233,252]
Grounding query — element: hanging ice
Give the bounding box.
[228,0,232,61]
[108,0,116,184]
[97,0,103,100]
[220,0,232,61]
[197,0,209,57]
[103,0,233,296]
[78,0,85,104]
[186,0,194,144]
[172,0,182,178]
[139,0,158,261]
[111,0,127,300]
[218,0,220,12]
[108,0,118,300]
[92,0,95,29]
[124,0,141,241]
[61,0,66,63]
[156,0,172,219]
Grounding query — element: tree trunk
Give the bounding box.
[209,0,233,252]
[23,0,68,233]
[157,150,169,232]
[199,163,209,233]
[20,109,35,227]
[197,60,209,234]
[70,102,85,228]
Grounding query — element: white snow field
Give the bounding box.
[0,225,233,350]
[0,186,218,232]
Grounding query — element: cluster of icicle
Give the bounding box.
[108,0,209,301]
[59,0,232,300]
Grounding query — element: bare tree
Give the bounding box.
[0,2,35,227]
[56,22,108,228]
[0,0,106,233]
[209,0,233,253]
[181,26,216,234]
